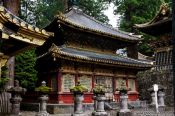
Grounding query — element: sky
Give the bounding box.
[104,3,121,28]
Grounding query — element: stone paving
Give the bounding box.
[21,111,91,116]
[20,109,174,116]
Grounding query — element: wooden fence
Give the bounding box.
[0,92,11,114]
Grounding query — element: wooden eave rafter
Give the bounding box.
[0,6,51,46]
[56,14,141,43]
[48,44,153,69]
[135,18,171,29]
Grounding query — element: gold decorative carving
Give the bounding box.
[2,32,9,39]
[0,22,3,29]
[155,46,172,52]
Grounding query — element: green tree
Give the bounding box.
[31,0,109,27]
[79,0,109,24]
[15,0,64,90]
[15,49,37,90]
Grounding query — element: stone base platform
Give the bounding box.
[21,102,119,114]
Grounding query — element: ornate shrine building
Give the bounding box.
[36,7,152,104]
[135,3,173,106]
[0,6,49,114]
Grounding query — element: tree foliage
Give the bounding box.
[15,49,37,90]
[78,0,109,24]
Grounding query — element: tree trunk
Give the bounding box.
[3,0,20,86]
[3,0,20,15]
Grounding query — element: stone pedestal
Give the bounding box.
[7,80,26,116]
[36,95,49,116]
[158,91,165,107]
[93,96,97,111]
[119,94,130,113]
[150,92,156,106]
[10,97,22,116]
[72,94,85,116]
[92,95,107,116]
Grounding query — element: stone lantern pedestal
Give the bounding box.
[150,92,156,106]
[7,80,26,116]
[158,91,165,112]
[119,92,130,114]
[92,94,107,116]
[158,91,165,107]
[72,93,85,116]
[10,96,22,116]
[36,95,49,116]
[35,81,51,116]
[117,92,131,116]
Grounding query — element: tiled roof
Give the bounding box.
[0,6,50,46]
[56,7,142,42]
[49,44,152,69]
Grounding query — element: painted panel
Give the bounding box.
[78,75,92,91]
[95,76,113,92]
[62,74,75,92]
[128,79,136,91]
[116,78,125,89]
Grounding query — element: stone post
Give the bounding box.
[7,80,26,116]
[158,91,165,107]
[119,93,130,113]
[92,94,107,116]
[150,92,156,106]
[10,96,22,116]
[72,93,85,116]
[36,95,49,116]
[92,96,97,111]
[35,81,50,116]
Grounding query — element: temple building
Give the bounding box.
[135,3,173,106]
[0,6,50,114]
[36,6,152,104]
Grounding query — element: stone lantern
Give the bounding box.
[116,80,131,115]
[7,80,26,116]
[70,81,88,116]
[92,84,107,116]
[148,84,166,108]
[35,81,51,116]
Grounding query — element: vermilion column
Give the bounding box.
[57,71,62,93]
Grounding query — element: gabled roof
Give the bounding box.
[49,44,152,69]
[51,7,141,43]
[134,3,171,36]
[0,6,50,46]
